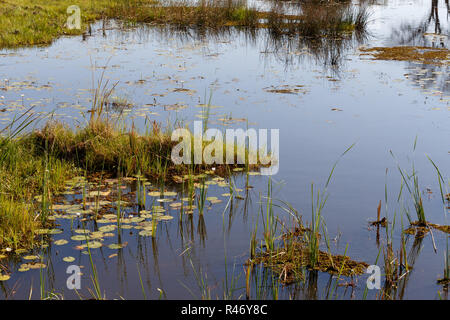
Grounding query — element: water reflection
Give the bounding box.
[384,0,450,94]
[390,0,449,47]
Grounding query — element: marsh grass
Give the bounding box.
[1,0,370,49]
[265,2,369,38]
[0,109,76,250]
[427,156,450,286]
[83,222,102,300]
[0,0,156,48]
[390,146,427,226]
[247,145,368,286]
[0,77,257,251]
[197,179,208,215]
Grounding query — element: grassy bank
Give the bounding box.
[0,0,157,48]
[0,0,369,48]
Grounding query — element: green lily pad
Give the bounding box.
[48,229,63,235]
[82,241,102,249]
[156,215,174,221]
[96,218,113,224]
[54,239,69,246]
[71,235,88,241]
[103,214,117,219]
[28,263,46,269]
[139,230,153,237]
[74,229,90,234]
[99,225,116,232]
[63,256,75,263]
[0,274,10,281]
[103,232,115,237]
[23,255,39,260]
[89,232,104,239]
[108,243,127,249]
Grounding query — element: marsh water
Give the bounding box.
[0,0,449,299]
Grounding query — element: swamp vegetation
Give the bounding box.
[0,0,449,300]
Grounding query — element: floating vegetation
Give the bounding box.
[403,221,450,238]
[264,85,308,95]
[22,255,39,260]
[0,274,10,281]
[63,256,75,263]
[250,226,368,285]
[138,230,153,237]
[360,46,450,66]
[107,243,127,250]
[71,235,88,241]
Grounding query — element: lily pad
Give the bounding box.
[63,256,75,263]
[23,255,39,260]
[74,229,90,234]
[139,230,153,237]
[28,263,46,269]
[71,235,88,241]
[156,215,174,221]
[0,274,10,281]
[163,191,177,197]
[103,214,117,219]
[99,225,116,232]
[82,241,102,249]
[108,243,124,250]
[54,239,69,245]
[48,229,63,234]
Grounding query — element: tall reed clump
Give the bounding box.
[130,0,259,28]
[391,144,427,225]
[306,183,327,268]
[247,144,366,287]
[266,2,370,38]
[427,156,450,287]
[305,143,355,267]
[0,109,76,250]
[262,178,278,253]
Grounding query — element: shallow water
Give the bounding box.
[0,0,449,299]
